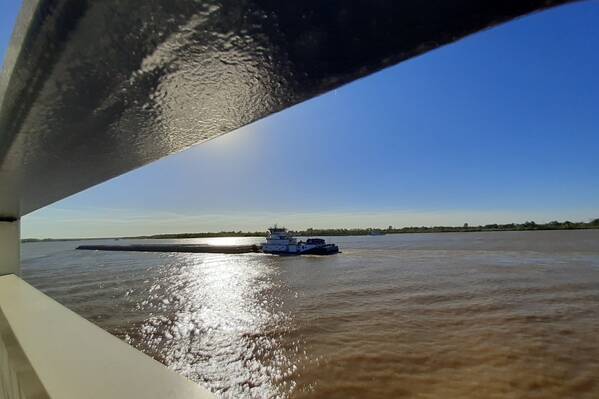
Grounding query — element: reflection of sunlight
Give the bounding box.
[194,237,256,246]
[130,253,296,398]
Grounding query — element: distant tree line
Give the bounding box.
[21,219,599,241]
[135,231,266,239]
[290,219,599,236]
[134,218,599,238]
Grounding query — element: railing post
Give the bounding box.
[0,218,20,276]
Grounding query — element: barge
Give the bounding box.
[77,227,340,256]
[77,244,260,254]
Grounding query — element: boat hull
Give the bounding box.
[263,244,339,256]
[300,245,340,255]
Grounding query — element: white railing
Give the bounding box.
[0,274,213,399]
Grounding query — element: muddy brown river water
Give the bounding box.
[22,230,599,398]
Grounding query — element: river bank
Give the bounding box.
[22,219,599,242]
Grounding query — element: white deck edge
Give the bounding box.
[0,274,213,399]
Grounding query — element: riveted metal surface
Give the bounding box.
[0,0,575,216]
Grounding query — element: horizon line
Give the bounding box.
[21,218,599,241]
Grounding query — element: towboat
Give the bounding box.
[262,226,339,255]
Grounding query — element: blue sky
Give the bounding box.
[2,1,598,238]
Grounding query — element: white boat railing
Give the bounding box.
[0,274,213,399]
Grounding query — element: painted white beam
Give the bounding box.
[0,220,19,276]
[0,275,213,399]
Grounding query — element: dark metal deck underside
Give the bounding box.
[0,0,576,217]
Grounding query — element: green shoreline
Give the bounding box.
[21,219,599,242]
